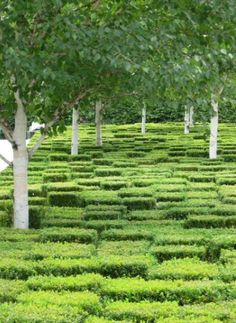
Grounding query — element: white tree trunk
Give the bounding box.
[71,107,79,155]
[13,98,29,229]
[95,100,102,147]
[209,95,219,159]
[141,105,146,134]
[184,106,190,134]
[189,106,194,128]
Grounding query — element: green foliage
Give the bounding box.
[39,228,97,243]
[101,277,232,304]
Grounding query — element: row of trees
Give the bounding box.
[0,0,235,229]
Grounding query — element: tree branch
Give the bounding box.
[0,153,12,167]
[0,119,13,142]
[28,87,95,159]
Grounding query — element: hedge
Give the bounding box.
[17,290,101,314]
[105,300,179,321]
[0,303,85,323]
[27,273,104,292]
[184,215,236,229]
[21,242,96,260]
[101,277,232,304]
[148,258,219,280]
[48,192,79,207]
[39,228,97,243]
[122,197,156,210]
[101,229,154,241]
[151,245,206,261]
[0,279,27,302]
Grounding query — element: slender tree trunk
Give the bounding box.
[13,101,29,229]
[209,95,218,159]
[184,106,190,134]
[71,107,79,155]
[95,100,102,147]
[141,105,146,134]
[189,106,194,128]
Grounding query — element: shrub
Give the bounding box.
[17,290,101,314]
[0,303,85,322]
[49,153,69,161]
[184,215,236,229]
[39,228,97,243]
[0,211,11,227]
[95,168,122,177]
[45,182,81,193]
[100,181,127,190]
[101,277,231,304]
[151,245,206,261]
[0,279,27,302]
[118,187,154,198]
[101,229,153,241]
[22,242,96,260]
[105,300,179,321]
[69,154,92,161]
[29,206,45,229]
[122,197,156,210]
[48,192,79,207]
[97,241,150,257]
[81,220,127,231]
[126,151,146,158]
[43,173,69,183]
[0,258,36,279]
[78,191,122,206]
[99,255,153,278]
[156,193,186,202]
[148,258,219,280]
[27,273,104,292]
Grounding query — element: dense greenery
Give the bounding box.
[0,123,236,321]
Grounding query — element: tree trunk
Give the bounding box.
[141,105,146,134]
[13,102,29,229]
[209,95,218,159]
[184,106,190,134]
[189,106,194,128]
[95,100,102,147]
[71,107,79,155]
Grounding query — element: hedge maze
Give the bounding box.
[0,122,236,322]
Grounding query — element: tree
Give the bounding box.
[0,0,160,228]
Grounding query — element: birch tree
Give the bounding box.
[0,0,161,228]
[71,106,80,155]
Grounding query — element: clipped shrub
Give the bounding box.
[101,277,231,304]
[101,229,153,241]
[43,173,69,183]
[95,168,122,177]
[100,181,127,190]
[122,197,156,210]
[0,279,27,302]
[49,153,69,161]
[148,258,219,280]
[39,228,97,243]
[27,273,104,292]
[105,300,179,322]
[184,215,236,229]
[48,192,79,207]
[151,245,206,261]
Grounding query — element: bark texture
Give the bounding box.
[189,106,194,128]
[71,107,79,155]
[95,100,103,147]
[184,106,190,134]
[141,106,146,134]
[13,95,29,229]
[209,96,219,159]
